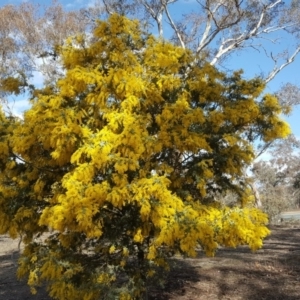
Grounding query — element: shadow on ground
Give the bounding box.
[0,238,51,300]
[1,226,300,300]
[149,226,300,300]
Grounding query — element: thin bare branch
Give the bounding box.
[164,5,185,49]
[139,0,165,36]
[102,0,114,14]
[266,46,300,83]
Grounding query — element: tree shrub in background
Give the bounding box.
[252,136,300,223]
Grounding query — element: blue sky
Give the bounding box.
[1,0,299,138]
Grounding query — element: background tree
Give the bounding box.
[0,15,291,299]
[252,134,300,222]
[0,0,98,104]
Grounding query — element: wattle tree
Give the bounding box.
[0,15,290,299]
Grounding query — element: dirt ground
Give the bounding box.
[1,225,300,300]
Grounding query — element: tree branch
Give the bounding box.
[266,46,300,83]
[102,0,116,15]
[255,141,274,159]
[12,153,57,173]
[210,0,286,66]
[164,5,185,49]
[139,0,167,37]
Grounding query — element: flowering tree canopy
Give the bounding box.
[0,15,291,299]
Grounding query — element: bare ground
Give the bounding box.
[1,225,300,300]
